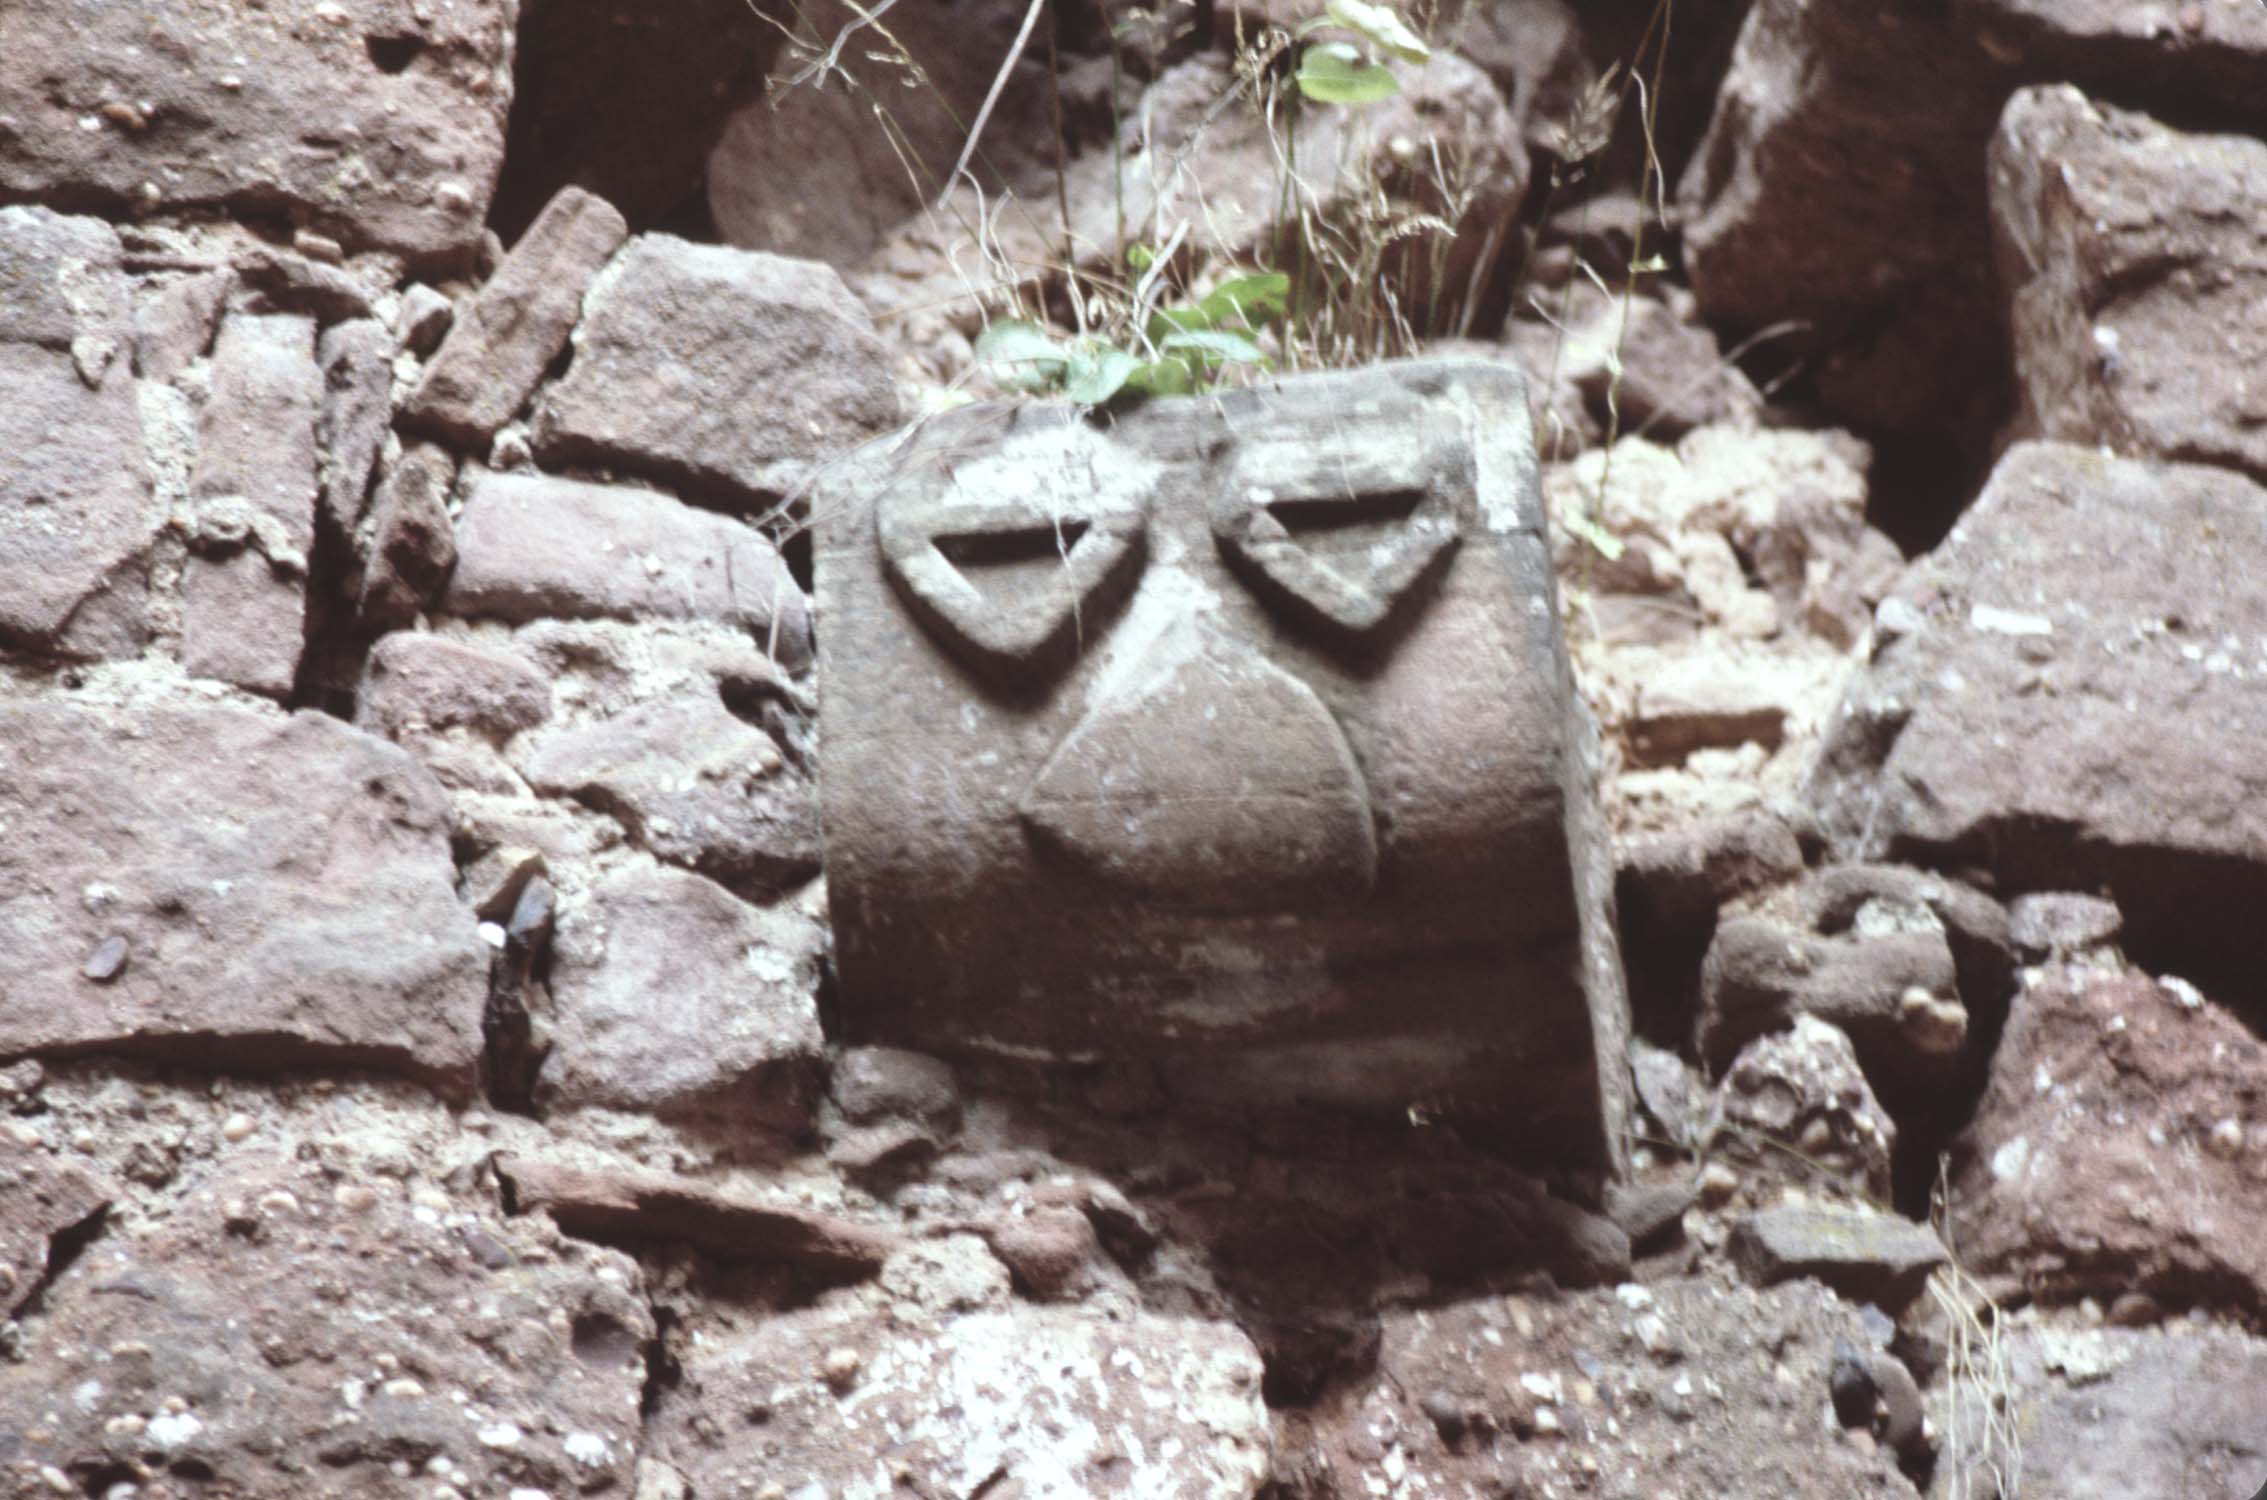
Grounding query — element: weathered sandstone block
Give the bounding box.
[817,361,1628,1166]
[0,0,515,267]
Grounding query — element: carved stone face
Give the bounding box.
[817,361,1628,1167]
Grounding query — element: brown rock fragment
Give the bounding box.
[402,186,630,444]
[0,703,489,1094]
[534,235,901,508]
[0,0,515,265]
[357,632,552,741]
[356,444,459,630]
[1991,86,2267,483]
[537,865,825,1126]
[497,1157,896,1279]
[444,472,811,664]
[1729,1202,1946,1308]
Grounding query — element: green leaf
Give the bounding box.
[1161,328,1268,366]
[1125,242,1157,271]
[1124,357,1197,397]
[974,319,1068,392]
[1560,511,1626,561]
[1323,0,1429,63]
[1295,42,1402,106]
[1195,271,1291,327]
[1063,347,1144,406]
[1146,303,1219,343]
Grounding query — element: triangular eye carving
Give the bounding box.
[879,487,1148,694]
[1212,447,1465,654]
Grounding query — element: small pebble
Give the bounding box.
[1697,1160,1740,1206]
[83,934,130,983]
[220,1112,256,1142]
[821,1347,861,1392]
[292,228,344,263]
[396,282,454,355]
[335,1183,379,1212]
[2107,1291,2161,1327]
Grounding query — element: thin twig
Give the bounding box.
[937,0,1049,213]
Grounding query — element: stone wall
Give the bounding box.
[5,1,2267,1496]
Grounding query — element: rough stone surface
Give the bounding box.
[497,1157,896,1279]
[1698,905,1962,1088]
[1807,442,2267,973]
[180,549,307,698]
[0,1158,652,1497]
[315,317,395,535]
[402,186,629,444]
[1937,1323,2267,1500]
[817,361,1630,1163]
[1542,285,1765,442]
[132,267,229,384]
[235,245,380,326]
[1708,1015,1897,1203]
[356,631,552,742]
[862,51,1526,355]
[533,235,901,507]
[182,312,322,696]
[538,864,825,1126]
[1991,86,2267,483]
[356,443,459,631]
[645,1258,1272,1500]
[707,0,1059,267]
[0,1144,111,1316]
[1950,959,2267,1311]
[0,207,154,656]
[445,472,811,663]
[2007,891,2122,960]
[1547,424,1895,839]
[1956,0,2267,124]
[0,0,515,266]
[0,703,489,1093]
[517,688,820,892]
[1287,1277,1918,1497]
[1730,1202,1947,1309]
[1676,0,2012,445]
[0,204,130,370]
[394,282,453,356]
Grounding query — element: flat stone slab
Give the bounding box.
[1728,1202,1946,1309]
[444,471,811,664]
[815,360,1629,1165]
[0,0,514,267]
[0,703,489,1094]
[497,1156,897,1278]
[532,234,902,507]
[537,865,826,1127]
[0,207,153,657]
[1807,441,2267,972]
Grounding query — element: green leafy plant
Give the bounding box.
[1292,0,1428,105]
[973,267,1289,405]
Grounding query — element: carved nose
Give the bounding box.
[1017,621,1376,912]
